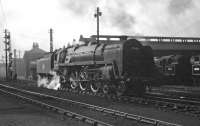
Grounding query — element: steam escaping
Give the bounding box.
[58,0,200,37]
[37,71,61,90]
[59,0,137,34]
[60,0,97,16]
[168,0,194,16]
[106,7,136,34]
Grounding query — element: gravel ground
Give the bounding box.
[152,85,200,99]
[0,91,88,126]
[108,103,200,126]
[1,81,200,126]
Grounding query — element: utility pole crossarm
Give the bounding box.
[94,7,102,44]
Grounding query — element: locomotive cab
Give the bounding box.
[122,39,155,95]
[123,39,154,77]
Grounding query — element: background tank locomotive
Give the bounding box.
[37,35,156,96]
[190,55,200,85]
[155,55,193,85]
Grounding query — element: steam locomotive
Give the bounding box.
[36,35,156,96]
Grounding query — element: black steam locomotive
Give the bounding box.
[37,35,156,96]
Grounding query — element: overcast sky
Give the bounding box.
[1,0,200,59]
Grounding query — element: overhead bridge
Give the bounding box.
[132,36,200,57]
[87,35,200,57]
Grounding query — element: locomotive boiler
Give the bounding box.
[37,35,155,96]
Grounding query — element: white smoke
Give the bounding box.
[37,76,48,87]
[37,71,61,90]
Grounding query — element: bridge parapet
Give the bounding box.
[130,36,200,56]
[131,36,200,43]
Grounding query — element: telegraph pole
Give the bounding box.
[8,32,12,69]
[3,29,12,80]
[4,29,8,79]
[49,28,53,52]
[13,49,17,77]
[94,7,102,44]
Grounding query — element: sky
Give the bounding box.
[0,0,200,59]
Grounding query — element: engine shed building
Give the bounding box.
[23,43,46,80]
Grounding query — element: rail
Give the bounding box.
[0,87,113,126]
[0,83,181,126]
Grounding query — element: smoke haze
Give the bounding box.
[59,0,200,36]
[1,0,200,57]
[168,0,194,16]
[60,0,97,16]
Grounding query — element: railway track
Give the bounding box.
[142,93,200,116]
[151,88,200,101]
[64,88,200,117]
[147,91,200,101]
[145,92,200,105]
[1,80,200,118]
[0,83,180,126]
